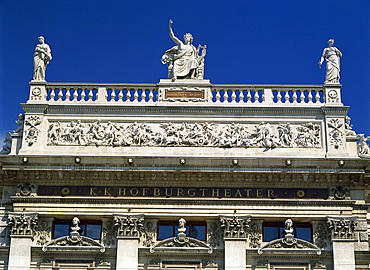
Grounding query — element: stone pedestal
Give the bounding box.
[8,236,32,270]
[116,237,140,270]
[332,241,355,270]
[224,238,247,270]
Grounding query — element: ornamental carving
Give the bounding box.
[207,222,221,248]
[150,218,213,254]
[249,223,262,248]
[25,115,42,146]
[219,215,251,238]
[328,119,344,149]
[327,216,358,240]
[8,212,38,236]
[0,132,12,154]
[102,220,116,246]
[344,116,356,136]
[330,186,349,200]
[258,219,321,255]
[34,219,51,246]
[42,217,105,252]
[313,223,329,249]
[47,121,321,149]
[357,134,370,156]
[17,183,38,196]
[114,214,144,238]
[142,221,156,247]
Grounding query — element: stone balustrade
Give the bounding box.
[28,82,337,106]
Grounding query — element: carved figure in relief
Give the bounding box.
[345,116,356,136]
[162,20,207,80]
[295,123,320,147]
[14,113,25,133]
[357,134,370,155]
[277,123,294,147]
[318,39,342,84]
[33,36,52,81]
[0,132,12,154]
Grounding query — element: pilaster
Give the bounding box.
[220,215,251,270]
[327,216,357,270]
[7,212,38,270]
[114,214,144,270]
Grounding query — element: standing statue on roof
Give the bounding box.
[33,36,52,81]
[318,39,342,84]
[161,19,207,81]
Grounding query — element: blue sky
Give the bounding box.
[0,0,369,146]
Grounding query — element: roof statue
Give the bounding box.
[33,36,52,81]
[318,39,342,84]
[161,19,207,81]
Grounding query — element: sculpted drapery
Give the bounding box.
[319,39,342,84]
[33,36,52,81]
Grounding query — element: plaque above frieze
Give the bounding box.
[159,87,208,102]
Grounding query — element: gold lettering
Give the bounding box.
[104,188,112,196]
[244,189,252,197]
[188,189,196,197]
[256,189,263,197]
[200,189,207,196]
[235,189,242,197]
[142,188,149,196]
[154,188,160,196]
[165,188,173,197]
[118,188,126,196]
[177,188,184,197]
[90,187,97,196]
[212,189,220,197]
[224,189,231,197]
[130,188,138,196]
[268,189,276,198]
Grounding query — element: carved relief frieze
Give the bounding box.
[16,183,38,196]
[327,216,358,240]
[142,221,156,247]
[25,115,42,146]
[220,215,251,239]
[114,214,144,238]
[47,120,322,149]
[313,223,329,249]
[330,186,349,200]
[328,119,344,149]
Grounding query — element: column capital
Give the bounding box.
[8,212,38,237]
[327,216,358,241]
[114,214,144,238]
[219,215,251,239]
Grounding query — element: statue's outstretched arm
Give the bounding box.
[169,19,181,46]
[318,49,325,68]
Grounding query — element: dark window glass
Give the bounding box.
[158,225,174,240]
[263,226,279,242]
[191,225,205,240]
[86,224,102,240]
[53,220,101,240]
[54,224,70,238]
[296,227,311,242]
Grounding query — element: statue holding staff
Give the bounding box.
[318,39,342,84]
[162,19,206,80]
[33,36,52,81]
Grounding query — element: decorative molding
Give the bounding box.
[114,214,144,238]
[327,216,358,240]
[47,121,322,149]
[25,115,42,146]
[42,217,105,252]
[150,218,213,254]
[8,212,38,237]
[16,183,38,196]
[207,222,221,248]
[327,119,344,150]
[329,186,349,200]
[142,221,156,247]
[219,215,251,239]
[313,223,329,249]
[34,219,51,246]
[249,223,262,248]
[101,220,116,246]
[258,219,321,255]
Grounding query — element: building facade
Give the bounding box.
[0,32,369,270]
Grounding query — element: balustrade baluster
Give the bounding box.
[314,90,320,103]
[246,90,251,102]
[50,89,56,101]
[58,89,63,101]
[127,89,132,102]
[66,89,71,101]
[118,90,123,101]
[81,89,86,101]
[215,90,221,103]
[111,89,116,101]
[277,90,282,103]
[88,90,93,101]
[254,91,259,103]
[308,90,313,103]
[134,89,139,102]
[231,89,236,103]
[148,89,154,102]
[292,90,297,103]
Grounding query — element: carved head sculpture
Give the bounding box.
[285,219,293,230]
[178,218,186,228]
[183,33,193,44]
[38,36,45,43]
[72,217,80,227]
[327,39,334,47]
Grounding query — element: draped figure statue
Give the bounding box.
[33,36,52,81]
[161,20,206,80]
[318,39,342,84]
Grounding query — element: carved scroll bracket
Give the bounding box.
[327,216,358,241]
[8,212,38,237]
[114,214,144,238]
[219,215,251,239]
